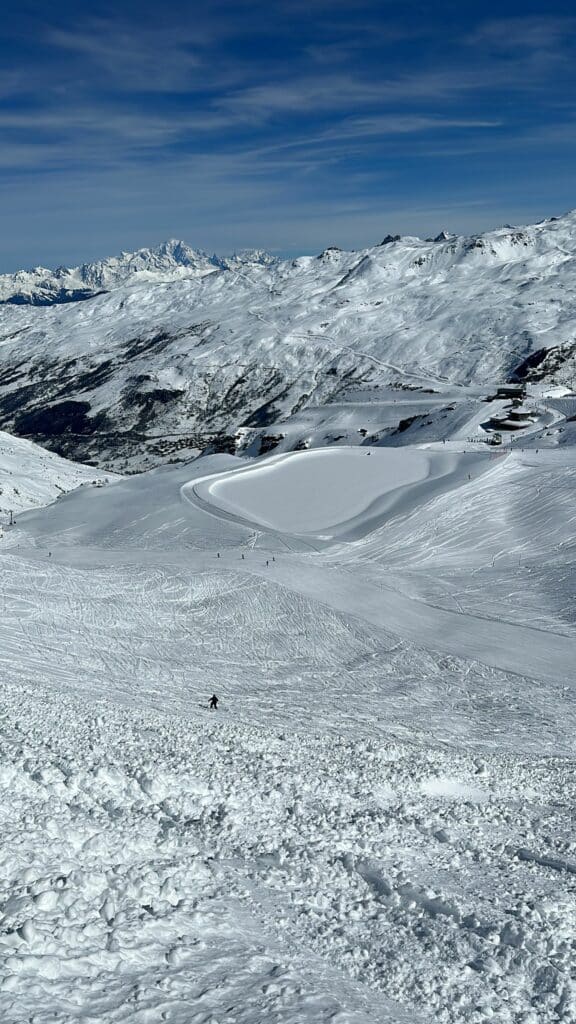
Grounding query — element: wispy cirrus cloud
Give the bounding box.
[1,2,576,270]
[243,115,503,162]
[216,76,388,119]
[46,20,215,93]
[469,15,576,51]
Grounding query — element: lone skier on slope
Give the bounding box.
[209,694,219,711]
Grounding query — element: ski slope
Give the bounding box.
[1,438,576,1023]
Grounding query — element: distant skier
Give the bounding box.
[209,694,219,711]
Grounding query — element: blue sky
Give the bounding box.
[1,0,575,270]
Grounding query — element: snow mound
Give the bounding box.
[185,446,479,540]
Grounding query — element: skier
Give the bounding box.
[209,694,219,711]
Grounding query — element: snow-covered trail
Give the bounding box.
[20,539,576,689]
[244,556,576,687]
[0,543,532,751]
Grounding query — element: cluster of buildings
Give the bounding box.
[486,385,541,444]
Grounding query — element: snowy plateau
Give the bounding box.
[1,212,576,1024]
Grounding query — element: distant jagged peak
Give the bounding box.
[79,239,212,275]
[471,209,576,250]
[0,239,278,305]
[317,246,344,261]
[155,238,199,259]
[74,239,277,278]
[219,248,278,269]
[534,208,576,227]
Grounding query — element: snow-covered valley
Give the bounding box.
[1,420,576,1021]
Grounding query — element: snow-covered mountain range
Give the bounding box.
[2,211,576,469]
[0,240,277,306]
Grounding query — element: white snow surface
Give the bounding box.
[0,429,114,517]
[190,447,431,536]
[1,435,576,1023]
